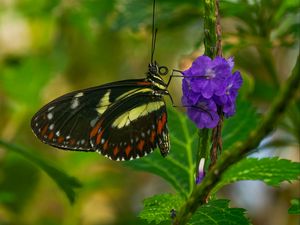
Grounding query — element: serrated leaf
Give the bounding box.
[216,158,300,191]
[124,107,198,198]
[288,198,300,214]
[189,199,251,225]
[0,140,82,203]
[139,194,183,224]
[223,99,259,151]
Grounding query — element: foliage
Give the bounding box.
[217,157,300,189]
[124,107,198,198]
[0,140,82,203]
[139,194,183,224]
[189,199,251,225]
[140,195,251,225]
[288,198,300,215]
[222,99,259,151]
[0,0,299,224]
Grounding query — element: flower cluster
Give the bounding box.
[182,55,243,129]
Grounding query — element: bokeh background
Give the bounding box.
[0,0,299,225]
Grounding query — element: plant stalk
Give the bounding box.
[173,54,300,224]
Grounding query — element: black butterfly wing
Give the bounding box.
[89,90,170,161]
[31,79,152,151]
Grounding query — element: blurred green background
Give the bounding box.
[0,0,299,224]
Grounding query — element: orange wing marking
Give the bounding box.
[137,140,145,151]
[113,146,119,156]
[125,145,132,156]
[48,132,54,140]
[157,112,167,134]
[103,141,109,151]
[41,124,49,136]
[137,81,151,86]
[90,120,102,138]
[96,130,104,145]
[150,131,156,143]
[57,136,64,144]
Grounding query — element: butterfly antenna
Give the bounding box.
[150,0,157,64]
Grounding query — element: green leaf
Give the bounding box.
[124,107,198,198]
[139,194,183,224]
[0,191,16,204]
[216,157,300,191]
[288,198,300,214]
[0,156,39,212]
[189,199,251,225]
[112,0,201,31]
[223,99,259,151]
[0,140,82,203]
[0,56,55,108]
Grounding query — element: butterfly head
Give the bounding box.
[147,61,169,91]
[148,61,168,77]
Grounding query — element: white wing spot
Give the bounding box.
[80,139,85,144]
[101,138,105,144]
[47,113,53,120]
[66,135,71,140]
[141,132,145,138]
[48,106,55,111]
[74,92,84,98]
[71,98,80,109]
[90,140,95,148]
[55,131,60,136]
[90,117,99,127]
[49,124,54,130]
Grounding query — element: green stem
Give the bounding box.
[173,55,300,224]
[204,0,217,58]
[189,0,218,204]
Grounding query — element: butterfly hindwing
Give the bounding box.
[31,79,153,152]
[89,91,170,160]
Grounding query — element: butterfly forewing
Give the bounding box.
[31,79,170,160]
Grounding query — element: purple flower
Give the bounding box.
[184,56,230,99]
[215,71,243,117]
[196,158,206,184]
[182,95,219,129]
[182,55,242,128]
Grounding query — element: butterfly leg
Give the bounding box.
[166,69,184,87]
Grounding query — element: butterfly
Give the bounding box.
[31,61,173,161]
[30,0,181,161]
